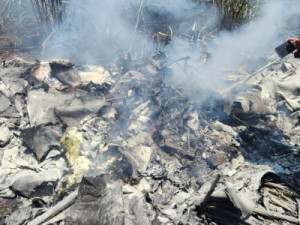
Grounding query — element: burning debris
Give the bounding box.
[1,0,300,225]
[0,48,300,225]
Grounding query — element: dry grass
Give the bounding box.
[191,0,261,30]
[0,0,261,36]
[210,0,261,30]
[0,0,37,33]
[0,0,22,31]
[280,4,300,38]
[30,0,69,34]
[0,0,40,56]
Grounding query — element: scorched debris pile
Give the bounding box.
[0,50,300,225]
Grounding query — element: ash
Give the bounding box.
[1,53,300,225]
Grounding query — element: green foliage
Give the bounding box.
[192,0,261,30]
[212,0,261,29]
[0,0,69,34]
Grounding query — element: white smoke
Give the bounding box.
[165,0,300,94]
[40,0,300,92]
[42,0,215,63]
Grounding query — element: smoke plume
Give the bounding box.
[164,0,300,94]
[30,0,300,93]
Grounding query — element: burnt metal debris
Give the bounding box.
[0,53,300,225]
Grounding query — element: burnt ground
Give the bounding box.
[1,2,300,224]
[0,50,300,225]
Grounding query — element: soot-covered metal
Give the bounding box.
[0,52,300,225]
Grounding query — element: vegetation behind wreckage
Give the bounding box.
[0,0,262,38]
[3,0,300,57]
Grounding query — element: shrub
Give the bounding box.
[0,0,36,32]
[30,0,69,33]
[211,0,261,30]
[191,0,261,30]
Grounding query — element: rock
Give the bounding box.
[22,125,62,161]
[0,123,10,147]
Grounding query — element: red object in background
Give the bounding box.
[71,85,77,91]
[150,121,157,134]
